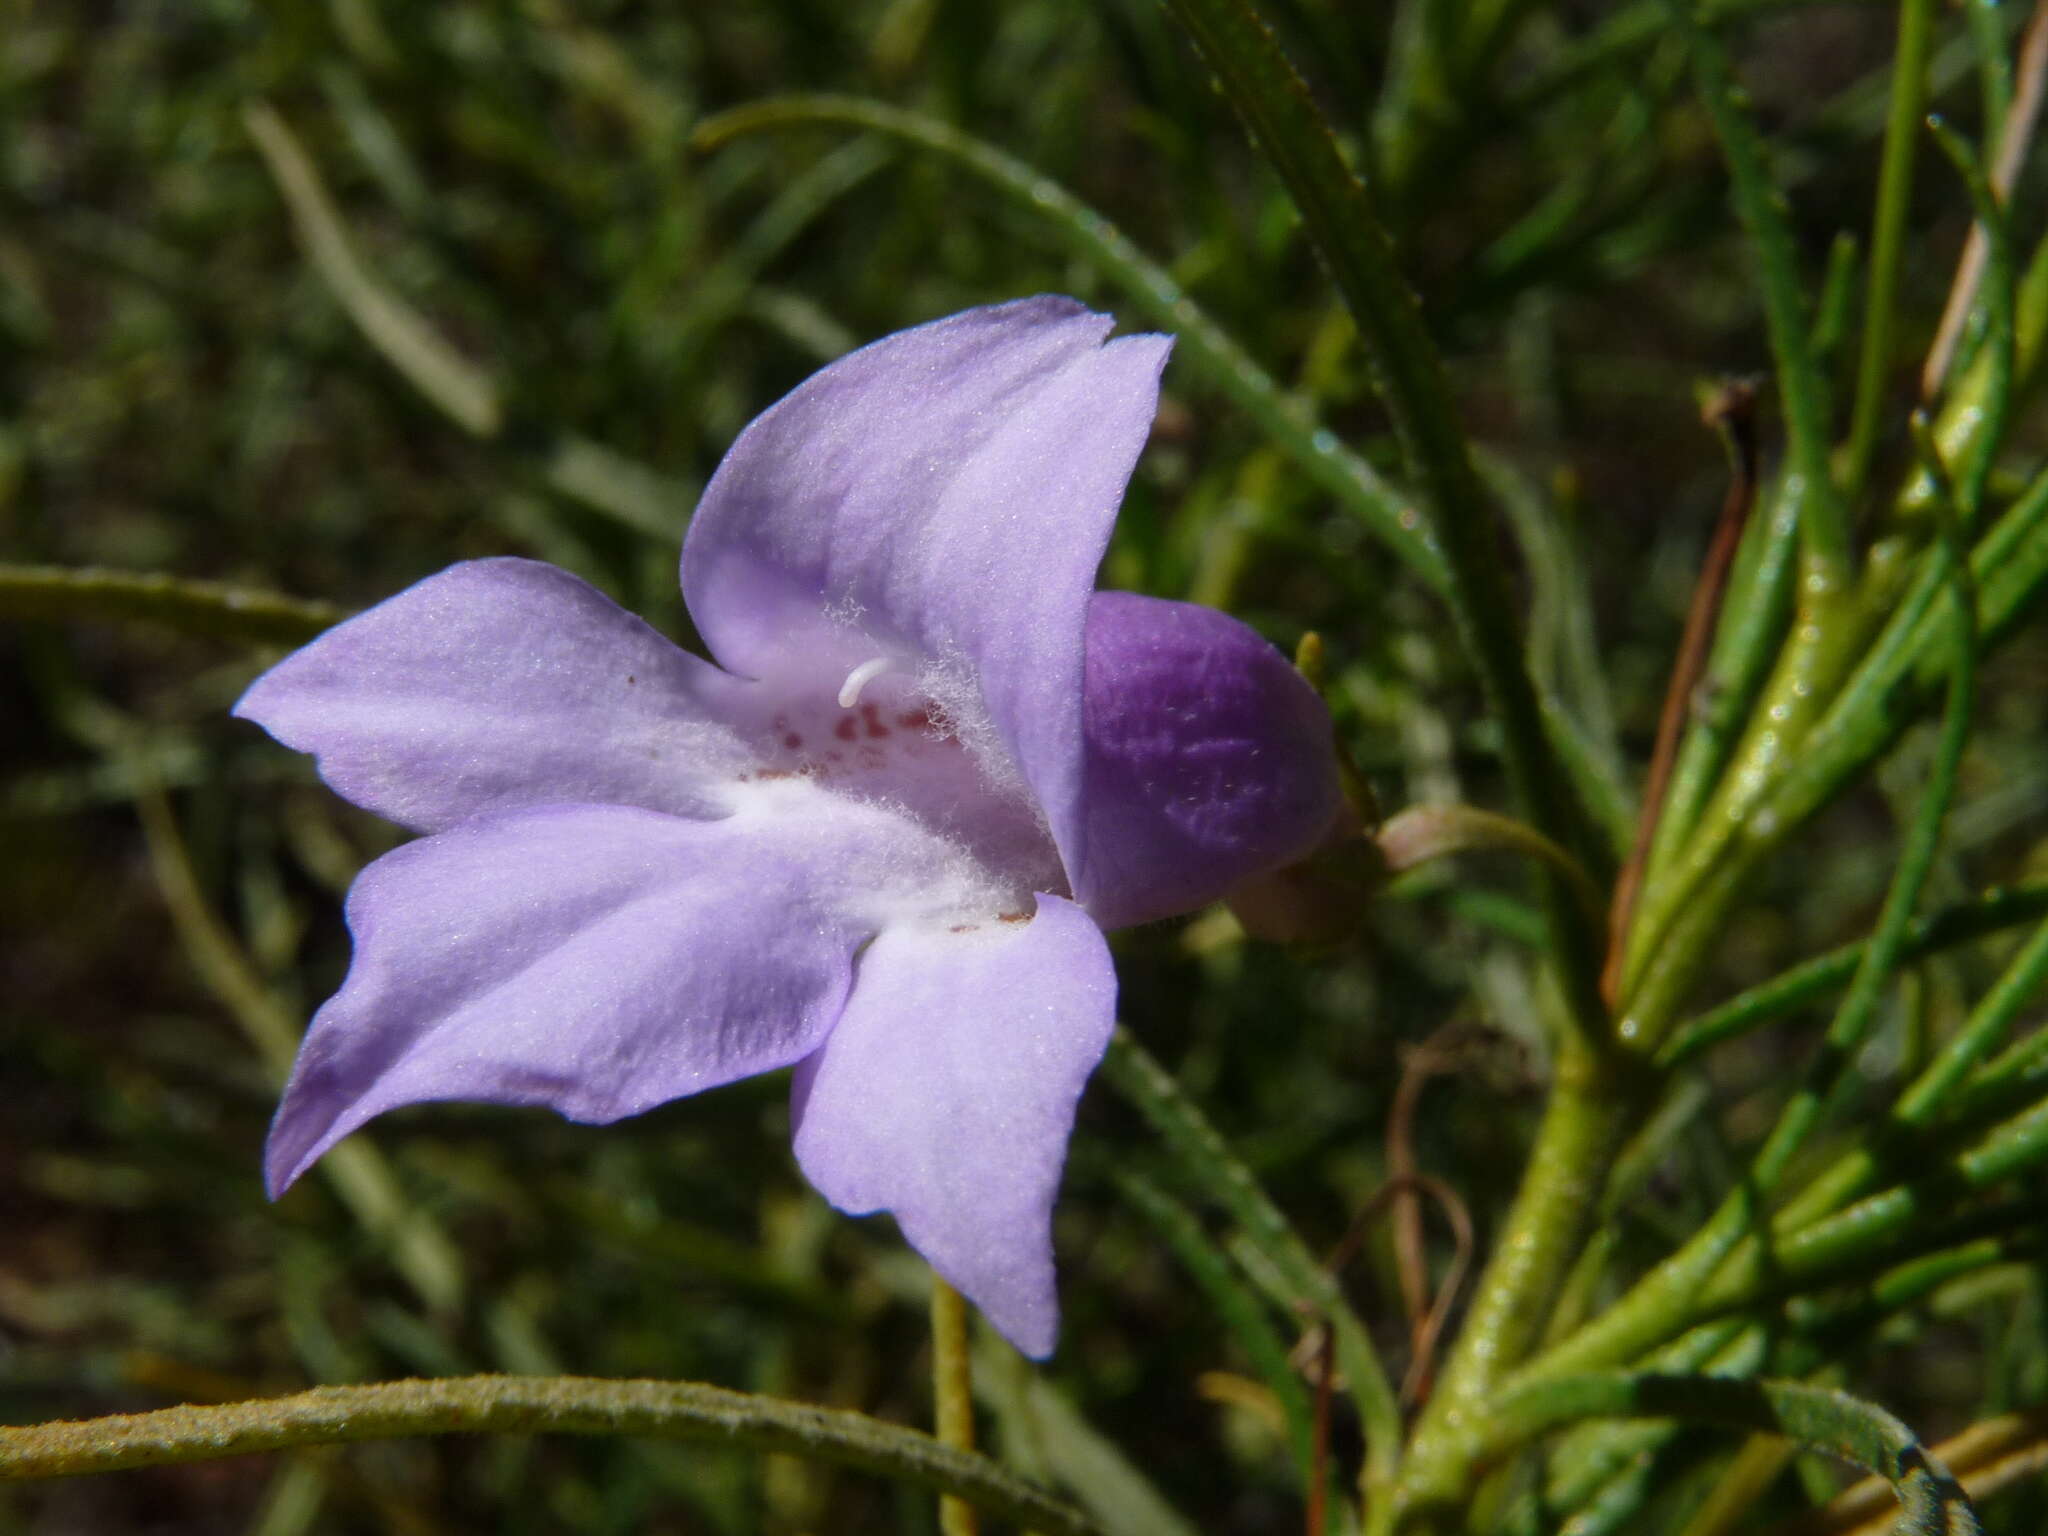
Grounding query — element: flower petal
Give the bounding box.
[681,297,1171,898]
[1079,592,1342,929]
[235,559,754,832]
[265,802,868,1195]
[789,895,1117,1358]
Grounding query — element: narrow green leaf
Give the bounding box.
[1924,116,2018,521]
[1660,883,2048,1067]
[1,564,346,647]
[1842,0,1935,506]
[1098,1030,1403,1497]
[971,1337,1199,1536]
[1488,1376,1981,1535]
[1114,1172,1317,1481]
[1669,3,1851,583]
[244,100,692,541]
[243,100,499,437]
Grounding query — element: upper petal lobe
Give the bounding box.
[680,297,1172,898]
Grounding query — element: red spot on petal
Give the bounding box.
[782,732,804,750]
[833,717,858,742]
[896,709,931,731]
[626,674,636,685]
[949,924,978,934]
[998,911,1030,924]
[861,703,889,739]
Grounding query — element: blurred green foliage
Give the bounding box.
[5,0,2048,1531]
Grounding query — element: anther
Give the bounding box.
[837,656,892,709]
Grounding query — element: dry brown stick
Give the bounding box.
[1305,1325,1336,1536]
[1600,381,1761,1006]
[1384,1026,1469,1331]
[1923,0,2048,398]
[1392,1175,1474,1409]
[1319,1170,1475,1409]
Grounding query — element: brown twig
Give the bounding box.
[1305,1325,1336,1536]
[1600,380,1761,1006]
[1384,1026,1474,1330]
[1923,0,2048,399]
[1319,1170,1475,1410]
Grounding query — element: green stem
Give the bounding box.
[1393,1046,1649,1524]
[1743,457,1976,1191]
[1509,478,1976,1392]
[1640,476,1801,889]
[0,1375,1097,1534]
[1752,466,2048,847]
[1843,0,1936,506]
[931,1276,980,1536]
[1624,453,2048,1029]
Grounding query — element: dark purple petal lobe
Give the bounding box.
[788,895,1117,1358]
[681,297,1171,897]
[1078,591,1341,930]
[235,559,754,832]
[265,803,865,1195]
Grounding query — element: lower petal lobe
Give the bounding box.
[788,894,1117,1358]
[265,803,863,1195]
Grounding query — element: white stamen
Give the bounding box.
[837,656,892,709]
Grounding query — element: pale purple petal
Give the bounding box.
[1079,592,1341,930]
[681,297,1171,901]
[266,802,868,1195]
[789,895,1116,1358]
[235,559,754,833]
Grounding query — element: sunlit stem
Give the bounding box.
[931,1274,980,1536]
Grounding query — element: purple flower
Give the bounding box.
[236,297,1339,1356]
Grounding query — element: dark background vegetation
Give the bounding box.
[5,1,2046,1530]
